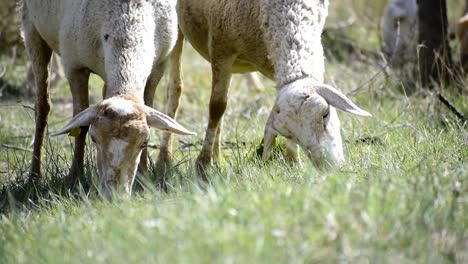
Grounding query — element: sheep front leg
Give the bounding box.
[285,140,301,164]
[157,32,185,171]
[23,23,53,181]
[196,56,235,174]
[139,61,167,177]
[65,69,90,188]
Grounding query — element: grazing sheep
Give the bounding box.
[381,0,418,64]
[156,0,371,172]
[22,0,194,196]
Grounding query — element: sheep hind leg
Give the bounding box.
[196,56,235,177]
[65,69,90,188]
[156,32,185,174]
[23,23,53,182]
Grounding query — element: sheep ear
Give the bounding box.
[315,84,372,117]
[50,106,98,136]
[144,106,196,135]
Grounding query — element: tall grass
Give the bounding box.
[0,0,467,263]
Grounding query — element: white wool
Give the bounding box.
[22,0,178,101]
[105,97,136,116]
[261,0,328,86]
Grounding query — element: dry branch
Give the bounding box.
[438,94,467,123]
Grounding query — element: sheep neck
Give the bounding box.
[261,0,329,88]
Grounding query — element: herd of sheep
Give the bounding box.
[20,0,466,198]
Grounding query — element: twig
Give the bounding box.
[1,144,33,152]
[148,143,159,149]
[0,103,35,111]
[324,16,356,31]
[0,66,6,78]
[438,93,467,123]
[346,67,385,97]
[22,104,35,111]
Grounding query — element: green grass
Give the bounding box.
[1,1,467,263]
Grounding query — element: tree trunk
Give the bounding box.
[417,0,453,88]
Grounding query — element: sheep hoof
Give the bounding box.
[195,155,213,181]
[155,151,173,169]
[64,171,79,190]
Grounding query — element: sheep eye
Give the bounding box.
[90,135,97,143]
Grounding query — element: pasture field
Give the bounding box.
[0,1,467,263]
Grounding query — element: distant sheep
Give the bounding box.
[22,0,194,196]
[381,0,418,64]
[156,0,370,171]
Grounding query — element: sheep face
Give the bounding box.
[88,96,150,196]
[52,95,195,197]
[263,79,371,168]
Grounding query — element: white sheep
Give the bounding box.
[156,0,371,172]
[22,0,194,196]
[381,0,418,64]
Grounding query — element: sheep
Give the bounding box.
[155,0,371,172]
[381,0,418,64]
[22,0,195,196]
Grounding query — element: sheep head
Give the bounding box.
[51,95,195,197]
[263,79,371,168]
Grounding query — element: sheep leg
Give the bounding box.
[196,56,235,172]
[23,22,53,181]
[138,61,167,176]
[285,140,300,163]
[157,31,185,170]
[65,69,90,188]
[213,117,223,161]
[49,53,64,89]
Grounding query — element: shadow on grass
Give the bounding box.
[0,163,93,215]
